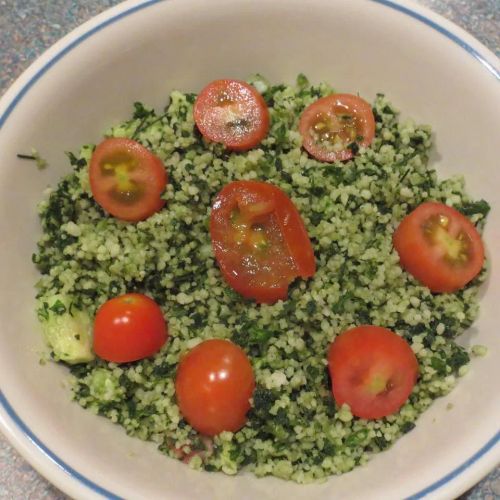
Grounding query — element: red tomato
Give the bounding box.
[210,180,316,304]
[328,325,419,420]
[89,138,167,222]
[175,339,255,436]
[193,79,269,151]
[93,293,168,363]
[393,201,485,293]
[299,93,375,162]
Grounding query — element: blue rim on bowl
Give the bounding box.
[0,0,498,498]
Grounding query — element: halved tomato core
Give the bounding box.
[101,153,144,204]
[310,109,360,151]
[216,91,234,106]
[214,93,251,131]
[230,198,276,250]
[423,214,472,265]
[366,373,395,395]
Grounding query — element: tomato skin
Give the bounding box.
[175,339,255,436]
[89,138,167,222]
[393,201,485,293]
[93,293,168,363]
[194,79,269,151]
[299,93,375,162]
[328,325,418,420]
[210,180,316,304]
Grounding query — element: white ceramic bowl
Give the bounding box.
[0,0,498,498]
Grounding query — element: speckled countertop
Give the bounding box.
[0,0,499,498]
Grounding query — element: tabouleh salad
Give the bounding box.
[32,74,489,483]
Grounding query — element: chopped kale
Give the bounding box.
[132,102,152,120]
[69,362,94,378]
[37,301,50,321]
[49,299,66,315]
[456,199,490,219]
[345,429,369,447]
[372,435,390,450]
[251,387,278,419]
[347,142,360,155]
[232,323,274,355]
[401,421,416,434]
[448,346,470,371]
[296,73,309,89]
[152,362,175,378]
[430,356,447,375]
[185,93,197,104]
[306,300,317,315]
[66,151,88,170]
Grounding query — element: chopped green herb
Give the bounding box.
[17,148,47,170]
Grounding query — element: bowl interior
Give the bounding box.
[0,0,498,498]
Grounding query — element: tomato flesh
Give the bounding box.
[393,201,485,292]
[328,325,418,420]
[210,180,316,304]
[175,339,255,436]
[93,293,168,363]
[194,79,269,151]
[299,93,375,162]
[89,138,167,222]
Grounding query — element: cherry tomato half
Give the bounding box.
[210,180,316,304]
[93,293,168,363]
[393,201,485,293]
[193,79,270,151]
[175,339,255,436]
[328,325,419,420]
[299,93,375,162]
[89,138,168,222]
